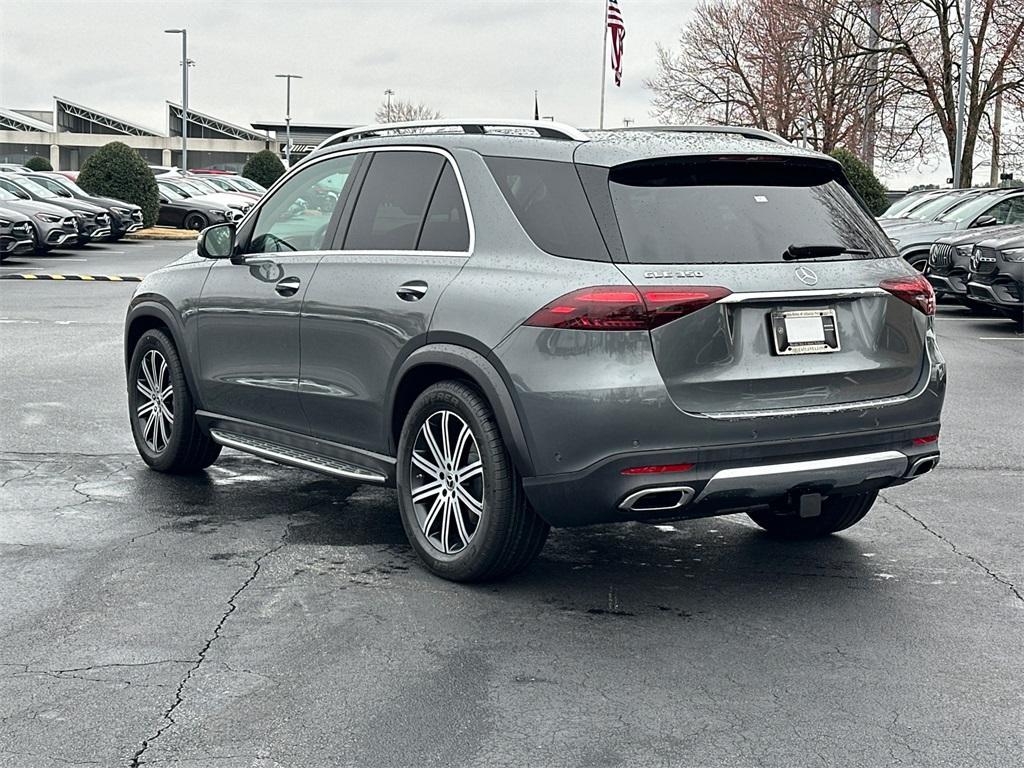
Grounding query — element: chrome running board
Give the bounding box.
[209,429,387,484]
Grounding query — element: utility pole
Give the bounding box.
[724,75,732,124]
[275,74,302,168]
[990,75,1002,187]
[599,5,609,129]
[860,1,881,170]
[953,0,973,188]
[164,29,188,171]
[384,89,395,122]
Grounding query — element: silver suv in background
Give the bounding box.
[124,121,945,582]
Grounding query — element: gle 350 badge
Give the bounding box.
[643,269,706,279]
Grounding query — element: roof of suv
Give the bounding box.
[303,120,834,168]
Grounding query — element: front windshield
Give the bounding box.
[883,192,933,218]
[13,177,59,199]
[937,194,1006,224]
[232,177,265,193]
[56,177,87,195]
[906,192,973,221]
[177,181,209,196]
[186,178,218,193]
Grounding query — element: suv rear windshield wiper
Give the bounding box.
[783,243,871,260]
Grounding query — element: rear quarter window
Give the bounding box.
[484,156,609,261]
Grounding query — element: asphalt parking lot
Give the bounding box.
[1,240,1022,768]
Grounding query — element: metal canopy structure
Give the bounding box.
[0,108,54,132]
[54,96,162,136]
[167,103,265,142]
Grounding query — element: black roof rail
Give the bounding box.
[317,119,589,151]
[612,125,791,146]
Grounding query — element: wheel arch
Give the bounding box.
[124,299,201,402]
[387,344,535,477]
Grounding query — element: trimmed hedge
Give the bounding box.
[242,150,285,189]
[830,148,889,216]
[25,156,53,172]
[77,142,160,226]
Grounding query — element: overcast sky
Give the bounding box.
[1,0,694,131]
[2,0,947,185]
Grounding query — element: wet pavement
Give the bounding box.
[1,248,1022,767]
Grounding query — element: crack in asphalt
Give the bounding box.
[882,493,1023,605]
[128,533,288,767]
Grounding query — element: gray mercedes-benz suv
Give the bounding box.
[124,121,945,581]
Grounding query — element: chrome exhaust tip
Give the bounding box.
[619,486,695,513]
[906,455,939,478]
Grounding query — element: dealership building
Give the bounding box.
[0,97,313,172]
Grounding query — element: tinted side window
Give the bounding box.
[344,152,444,251]
[417,164,470,252]
[484,156,609,261]
[983,197,1024,225]
[248,155,356,253]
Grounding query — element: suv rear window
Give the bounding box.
[485,156,608,261]
[608,159,889,264]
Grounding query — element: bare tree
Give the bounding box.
[374,98,443,124]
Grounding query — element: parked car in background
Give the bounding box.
[25,172,144,240]
[183,175,261,202]
[0,207,36,261]
[124,120,945,582]
[926,224,1023,311]
[879,188,988,229]
[157,184,241,230]
[157,178,255,215]
[0,186,78,252]
[884,189,1024,270]
[193,174,266,198]
[878,189,947,221]
[148,165,183,177]
[0,172,110,245]
[966,231,1024,323]
[0,163,31,174]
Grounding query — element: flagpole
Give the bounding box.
[599,1,609,129]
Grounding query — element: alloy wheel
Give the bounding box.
[135,349,174,453]
[409,410,484,554]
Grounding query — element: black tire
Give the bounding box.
[184,212,209,231]
[747,491,878,539]
[963,298,996,314]
[128,328,221,473]
[396,381,549,582]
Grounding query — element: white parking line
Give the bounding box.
[978,337,1024,341]
[23,257,89,262]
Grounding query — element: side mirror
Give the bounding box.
[197,222,236,259]
[58,188,73,197]
[158,195,169,204]
[972,215,997,228]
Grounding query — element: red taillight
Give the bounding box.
[621,463,695,475]
[912,434,938,446]
[525,285,732,330]
[881,274,935,316]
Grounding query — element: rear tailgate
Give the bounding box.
[588,155,932,416]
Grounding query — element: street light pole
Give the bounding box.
[164,29,188,171]
[275,74,303,167]
[384,89,395,122]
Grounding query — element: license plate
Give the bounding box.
[771,309,840,355]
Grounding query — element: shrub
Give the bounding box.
[25,156,53,172]
[829,148,889,216]
[77,142,160,226]
[242,150,285,188]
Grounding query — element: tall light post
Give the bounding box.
[164,29,188,171]
[953,0,973,188]
[384,89,395,122]
[275,74,303,167]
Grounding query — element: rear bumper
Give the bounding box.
[523,426,941,526]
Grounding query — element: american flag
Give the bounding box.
[607,0,625,87]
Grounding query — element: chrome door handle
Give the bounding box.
[275,276,301,296]
[396,280,428,301]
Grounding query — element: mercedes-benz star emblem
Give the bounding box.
[795,266,819,286]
